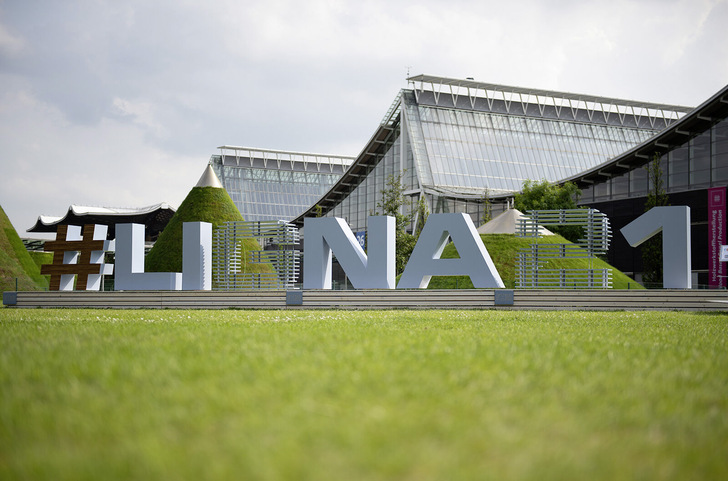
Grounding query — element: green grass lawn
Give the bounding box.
[428,234,641,289]
[1,309,726,480]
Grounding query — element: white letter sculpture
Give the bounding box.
[115,223,181,290]
[182,222,212,290]
[115,222,212,291]
[398,213,505,289]
[303,216,395,289]
[84,225,114,291]
[620,206,692,289]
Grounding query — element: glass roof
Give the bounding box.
[403,89,662,195]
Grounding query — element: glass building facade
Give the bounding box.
[213,75,728,286]
[571,84,728,286]
[581,116,728,203]
[296,75,690,234]
[210,146,353,223]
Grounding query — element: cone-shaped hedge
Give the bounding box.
[1,204,49,292]
[145,187,266,274]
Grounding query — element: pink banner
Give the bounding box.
[709,186,726,288]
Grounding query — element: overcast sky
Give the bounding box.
[1,0,727,236]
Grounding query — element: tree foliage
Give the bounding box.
[313,204,324,218]
[481,189,492,225]
[376,173,416,275]
[414,196,430,238]
[642,154,669,286]
[377,173,411,231]
[514,179,581,211]
[514,180,582,242]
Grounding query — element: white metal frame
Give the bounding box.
[408,74,690,129]
[515,209,613,289]
[213,220,301,290]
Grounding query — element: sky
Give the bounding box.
[1,0,727,237]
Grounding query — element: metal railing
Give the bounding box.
[516,208,613,289]
[212,221,301,290]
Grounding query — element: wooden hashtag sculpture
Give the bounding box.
[42,224,114,291]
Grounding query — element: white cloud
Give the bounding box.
[0,21,24,56]
[0,83,203,234]
[111,97,169,139]
[0,0,727,233]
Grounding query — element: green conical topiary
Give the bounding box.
[0,204,49,292]
[145,186,267,274]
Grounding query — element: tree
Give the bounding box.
[514,179,582,242]
[515,179,581,211]
[414,196,429,238]
[481,189,493,225]
[376,173,416,275]
[642,153,669,286]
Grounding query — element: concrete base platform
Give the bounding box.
[3,289,728,311]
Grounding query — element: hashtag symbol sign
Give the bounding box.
[41,224,114,291]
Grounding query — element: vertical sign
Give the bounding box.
[708,186,726,288]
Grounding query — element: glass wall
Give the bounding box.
[211,157,344,223]
[581,116,728,203]
[320,87,668,234]
[417,105,657,195]
[329,135,401,232]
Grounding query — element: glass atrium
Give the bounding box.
[210,146,354,223]
[296,75,691,233]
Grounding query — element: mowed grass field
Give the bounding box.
[1,309,727,481]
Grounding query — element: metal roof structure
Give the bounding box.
[408,74,693,116]
[28,203,175,240]
[293,96,400,224]
[216,146,354,173]
[566,82,728,188]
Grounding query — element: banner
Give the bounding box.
[708,186,726,288]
